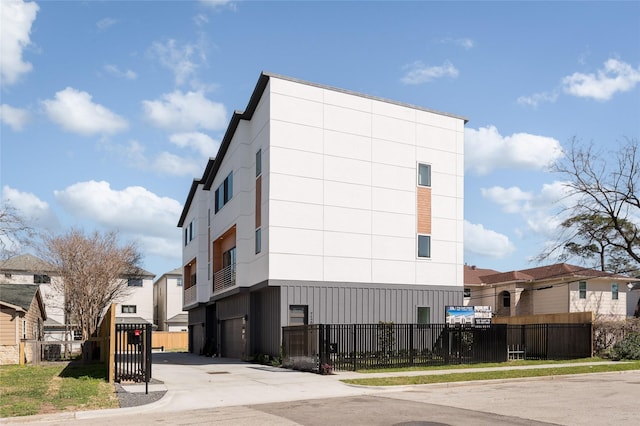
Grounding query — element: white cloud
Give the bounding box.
[441,37,475,50]
[482,181,575,241]
[54,181,183,264]
[0,104,30,131]
[169,132,220,157]
[153,152,202,176]
[464,220,515,259]
[142,90,226,131]
[42,87,128,135]
[0,0,39,85]
[96,17,117,30]
[517,90,559,108]
[199,0,237,10]
[149,39,205,86]
[2,185,59,231]
[481,186,533,214]
[465,126,563,175]
[54,181,182,240]
[401,60,459,85]
[562,59,640,101]
[104,64,137,80]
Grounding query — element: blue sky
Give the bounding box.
[1,0,639,278]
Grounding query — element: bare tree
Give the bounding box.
[541,137,640,271]
[40,229,142,340]
[0,201,35,259]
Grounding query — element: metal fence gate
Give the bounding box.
[114,323,152,385]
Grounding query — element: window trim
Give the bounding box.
[121,305,137,314]
[255,228,262,254]
[417,234,431,258]
[256,149,262,177]
[579,281,586,299]
[127,278,143,287]
[612,283,619,300]
[417,163,432,187]
[215,172,233,213]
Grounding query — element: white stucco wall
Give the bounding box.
[266,77,464,287]
[115,277,154,324]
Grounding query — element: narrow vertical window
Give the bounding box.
[255,228,262,254]
[418,235,431,258]
[611,283,618,300]
[256,149,262,177]
[418,163,431,187]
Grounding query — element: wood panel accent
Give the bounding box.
[213,226,236,273]
[417,186,432,234]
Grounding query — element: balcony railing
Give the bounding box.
[183,285,197,307]
[214,264,236,293]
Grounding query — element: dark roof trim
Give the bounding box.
[177,157,216,227]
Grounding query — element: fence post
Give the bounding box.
[409,324,414,366]
[352,324,357,371]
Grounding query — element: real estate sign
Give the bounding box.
[445,306,492,325]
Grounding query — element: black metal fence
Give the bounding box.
[507,323,592,360]
[114,323,152,385]
[282,322,592,373]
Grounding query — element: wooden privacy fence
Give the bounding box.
[152,331,188,351]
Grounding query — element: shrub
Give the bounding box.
[609,332,640,360]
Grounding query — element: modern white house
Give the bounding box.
[153,267,188,331]
[178,72,467,358]
[114,269,155,327]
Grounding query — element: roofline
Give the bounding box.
[178,71,469,226]
[177,157,216,227]
[0,301,26,313]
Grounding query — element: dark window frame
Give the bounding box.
[418,163,431,187]
[128,278,143,287]
[579,281,586,299]
[418,234,431,258]
[121,305,137,314]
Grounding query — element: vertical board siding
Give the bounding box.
[279,281,462,325]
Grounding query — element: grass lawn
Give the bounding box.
[0,362,118,418]
[341,360,640,386]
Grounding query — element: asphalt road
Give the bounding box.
[5,370,638,425]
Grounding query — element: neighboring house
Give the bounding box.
[115,269,156,327]
[0,283,47,365]
[178,72,467,358]
[627,282,640,317]
[0,254,68,340]
[153,267,187,331]
[465,263,639,320]
[463,265,501,307]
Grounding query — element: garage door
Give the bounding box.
[221,318,243,358]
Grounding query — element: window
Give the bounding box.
[22,319,27,339]
[464,288,471,298]
[289,305,308,326]
[34,274,51,284]
[184,220,194,246]
[501,291,511,308]
[417,307,431,324]
[176,277,183,287]
[215,172,233,213]
[612,283,619,300]
[256,149,262,177]
[122,305,137,314]
[579,281,586,299]
[5,273,12,279]
[418,163,431,187]
[128,278,143,287]
[255,228,262,254]
[418,235,431,258]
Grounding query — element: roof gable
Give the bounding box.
[0,254,53,273]
[0,283,46,319]
[477,263,637,285]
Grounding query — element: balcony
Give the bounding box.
[214,264,236,293]
[184,285,197,307]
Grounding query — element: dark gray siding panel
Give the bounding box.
[216,293,250,359]
[188,306,206,355]
[250,286,280,356]
[275,280,462,325]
